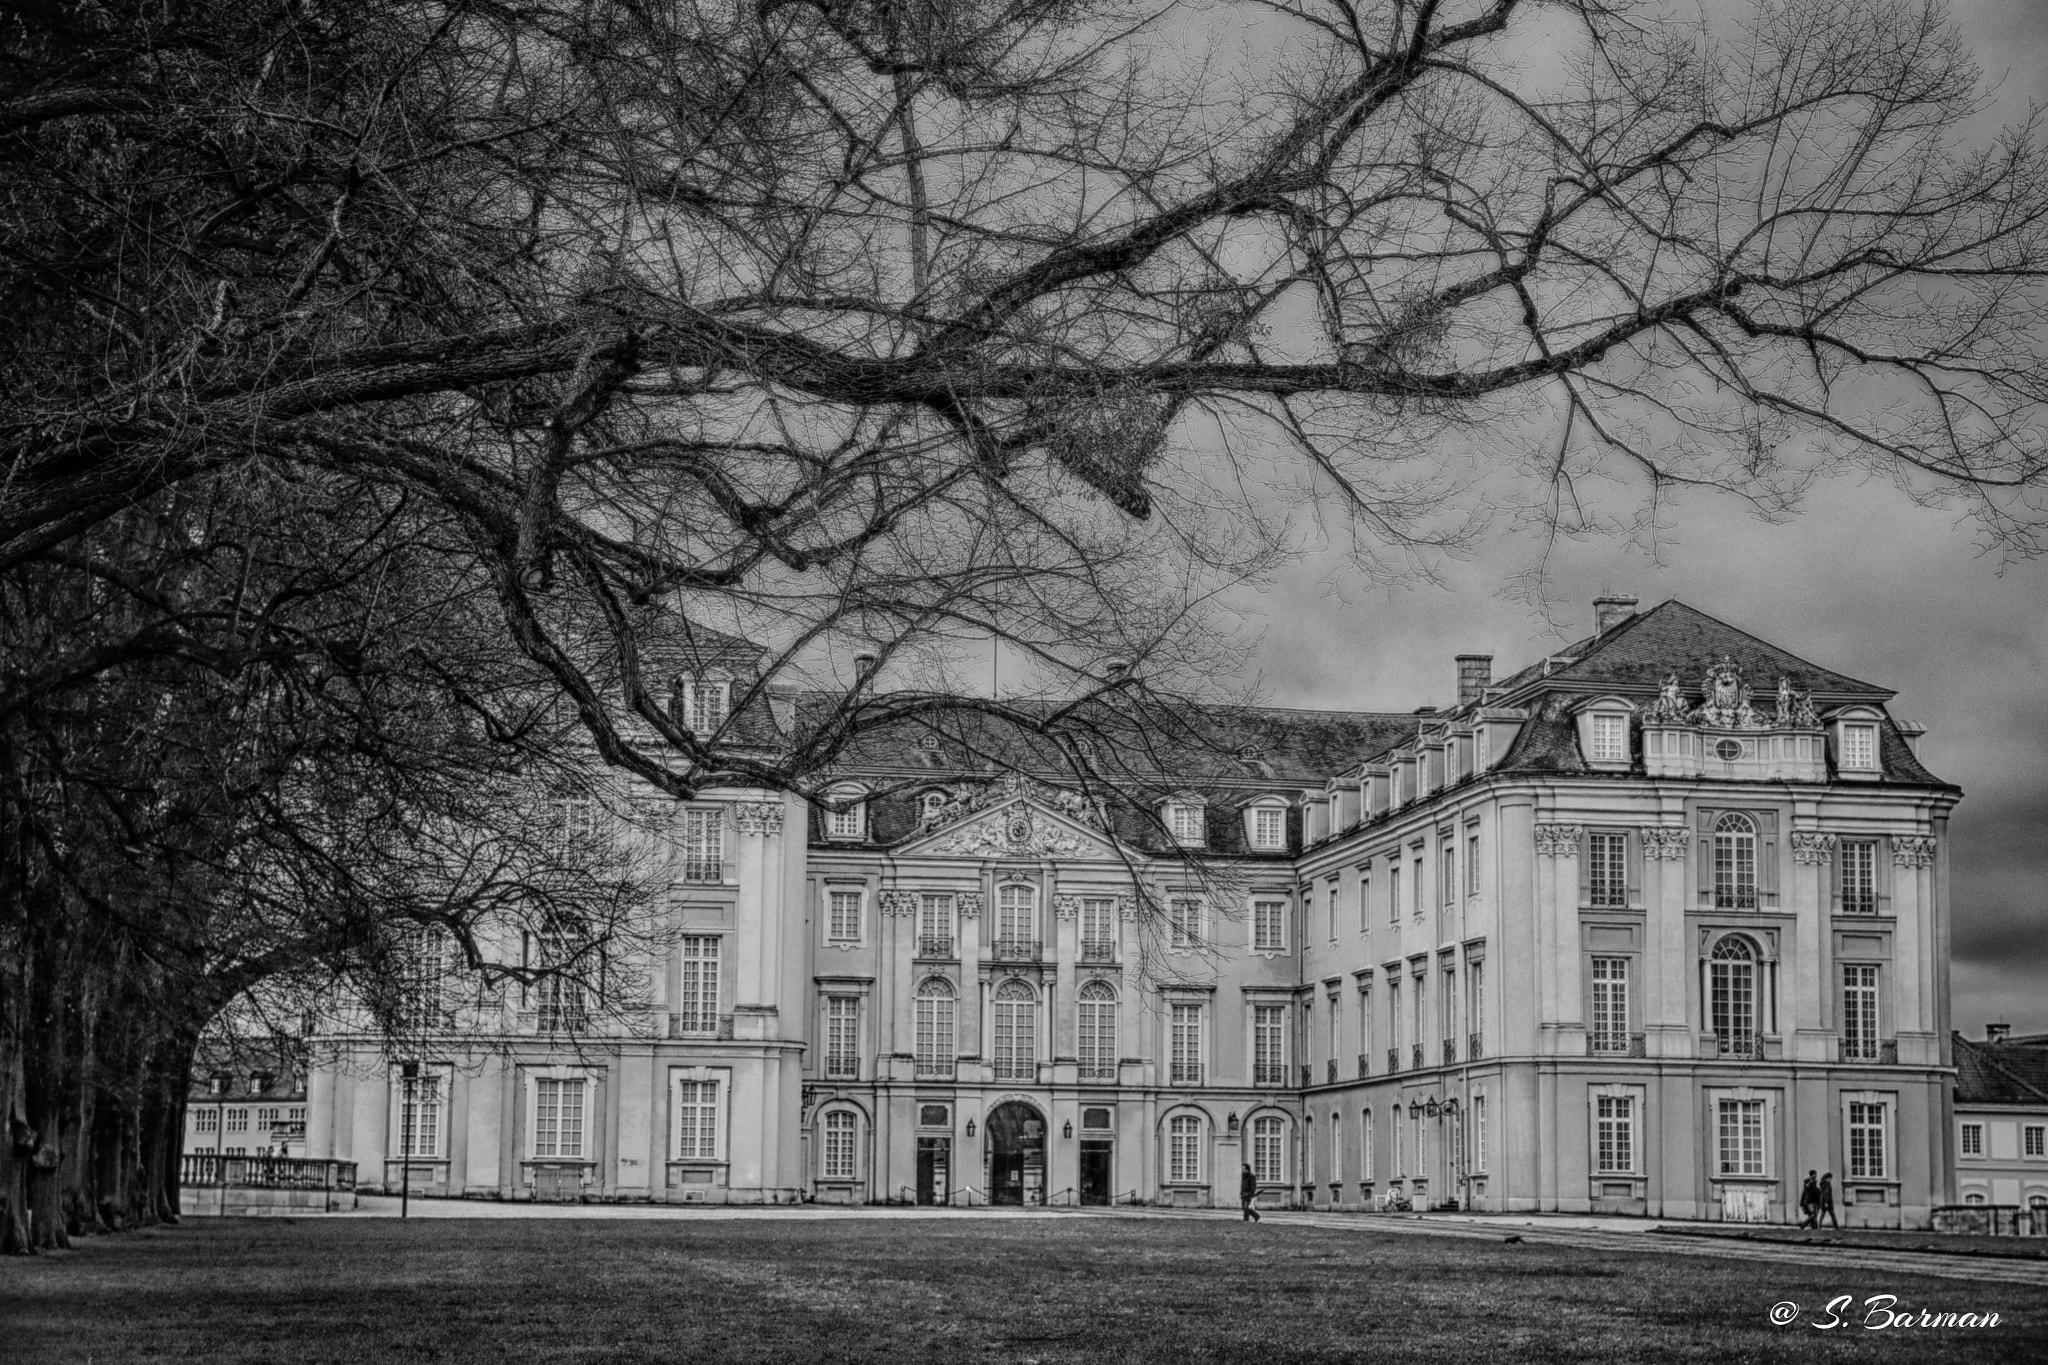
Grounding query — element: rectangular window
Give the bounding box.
[1842,723,1878,770]
[1840,840,1878,914]
[1168,1115,1203,1184]
[1357,988,1372,1063]
[1441,844,1457,907]
[681,679,729,734]
[825,996,859,1078]
[1848,1101,1887,1179]
[1328,995,1342,1069]
[1327,879,1341,940]
[1358,871,1372,933]
[1467,961,1484,1042]
[532,1078,582,1159]
[196,1108,218,1134]
[1472,1095,1486,1172]
[1591,712,1628,763]
[1252,1005,1286,1085]
[1362,1109,1375,1179]
[1079,897,1113,954]
[226,1108,249,1133]
[1393,1105,1404,1176]
[1716,1098,1765,1176]
[1466,833,1480,896]
[677,936,721,1034]
[2025,1125,2044,1158]
[1167,804,1204,845]
[1411,856,1424,918]
[1387,977,1402,1056]
[1171,1004,1203,1086]
[826,799,863,840]
[1251,1117,1286,1183]
[823,1111,856,1179]
[1587,832,1628,907]
[1252,806,1286,849]
[919,894,955,954]
[1591,957,1629,1052]
[1252,898,1287,951]
[1167,897,1202,950]
[1595,1095,1634,1173]
[1961,1122,1984,1157]
[1388,865,1401,924]
[1441,965,1457,1055]
[1411,974,1426,1056]
[674,1080,720,1160]
[1841,965,1880,1062]
[679,807,724,883]
[827,890,862,943]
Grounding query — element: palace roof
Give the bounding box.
[1954,1034,2048,1107]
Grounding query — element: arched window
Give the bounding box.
[1710,935,1759,1057]
[1077,981,1118,1080]
[821,1110,858,1180]
[993,980,1037,1081]
[1712,813,1758,909]
[1250,1115,1287,1184]
[1167,1113,1204,1184]
[914,979,955,1079]
[1963,1191,1987,1207]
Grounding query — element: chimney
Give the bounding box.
[1456,654,1493,709]
[1593,595,1639,636]
[852,651,878,680]
[1987,1022,2012,1045]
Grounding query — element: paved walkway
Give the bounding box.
[332,1195,2048,1288]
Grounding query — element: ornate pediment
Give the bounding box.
[913,772,1108,833]
[1642,659,1821,732]
[898,791,1123,862]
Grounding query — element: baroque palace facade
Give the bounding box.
[306,598,1961,1224]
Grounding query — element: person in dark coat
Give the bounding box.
[1818,1172,1840,1229]
[1799,1171,1821,1229]
[1240,1164,1262,1222]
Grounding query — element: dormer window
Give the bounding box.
[824,785,867,841]
[1164,801,1205,847]
[1832,709,1884,779]
[679,677,730,735]
[921,791,948,819]
[1245,799,1288,851]
[1576,698,1635,771]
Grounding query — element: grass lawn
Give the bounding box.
[4,1213,2044,1363]
[1651,1224,2048,1260]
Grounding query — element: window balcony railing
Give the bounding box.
[1079,938,1116,963]
[1327,1059,1338,1084]
[1078,1062,1118,1081]
[1842,894,1878,915]
[1357,1052,1371,1079]
[679,858,726,885]
[1879,1039,1898,1065]
[1412,1043,1424,1070]
[994,1057,1037,1081]
[1442,1038,1457,1065]
[1592,1031,1647,1058]
[825,1054,859,1079]
[1841,1037,1881,1063]
[1715,1034,1766,1060]
[917,936,954,959]
[1253,1063,1288,1086]
[991,937,1041,962]
[1386,1047,1400,1074]
[668,1012,734,1040]
[1171,1063,1204,1086]
[914,1057,954,1079]
[1301,1063,1313,1088]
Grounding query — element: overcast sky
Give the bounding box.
[1229,0,2048,1038]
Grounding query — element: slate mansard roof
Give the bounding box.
[782,597,1952,855]
[1954,1035,2048,1107]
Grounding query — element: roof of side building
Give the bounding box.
[1954,1034,2048,1106]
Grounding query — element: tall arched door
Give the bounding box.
[984,1101,1046,1206]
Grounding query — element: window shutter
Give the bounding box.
[520,931,532,1006]
[1757,810,1779,902]
[1696,808,1716,902]
[1876,836,1894,914]
[1831,841,1845,914]
[1626,831,1643,908]
[1577,828,1592,906]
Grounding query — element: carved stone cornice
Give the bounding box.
[1534,824,1583,857]
[731,802,784,836]
[1116,895,1141,922]
[1892,836,1937,868]
[1053,895,1081,921]
[1639,826,1691,860]
[878,891,918,916]
[956,893,984,919]
[923,806,1105,859]
[1791,832,1838,865]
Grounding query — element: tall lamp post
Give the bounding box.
[399,1060,417,1220]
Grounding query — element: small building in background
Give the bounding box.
[1952,1026,2048,1218]
[183,1042,308,1160]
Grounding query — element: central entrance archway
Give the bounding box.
[984,1101,1046,1206]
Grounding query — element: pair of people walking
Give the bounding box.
[1799,1170,1840,1229]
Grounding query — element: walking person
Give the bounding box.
[1798,1170,1820,1229]
[1240,1164,1262,1223]
[1818,1172,1841,1230]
